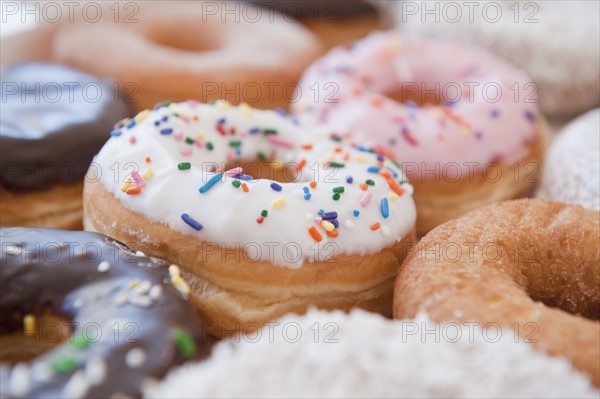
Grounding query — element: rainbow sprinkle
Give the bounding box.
[272,197,286,209]
[380,198,389,218]
[181,213,203,231]
[308,226,323,242]
[360,191,372,207]
[131,171,145,187]
[199,172,223,193]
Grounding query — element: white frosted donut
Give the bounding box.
[84,100,417,333]
[396,1,600,118]
[537,109,600,210]
[145,309,599,398]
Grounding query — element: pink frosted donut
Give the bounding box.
[292,31,549,234]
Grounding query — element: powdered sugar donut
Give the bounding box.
[145,309,599,398]
[536,109,600,210]
[396,1,600,118]
[84,100,417,335]
[293,31,548,234]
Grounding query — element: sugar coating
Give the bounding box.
[398,1,600,118]
[147,309,598,398]
[537,108,600,210]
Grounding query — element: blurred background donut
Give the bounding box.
[394,0,600,120]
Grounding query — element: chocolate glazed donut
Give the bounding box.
[0,228,213,398]
[0,63,131,190]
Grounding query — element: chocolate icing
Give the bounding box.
[0,63,131,190]
[0,228,213,398]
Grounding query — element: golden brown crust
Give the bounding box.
[411,119,549,236]
[84,180,416,337]
[0,183,83,230]
[394,199,600,386]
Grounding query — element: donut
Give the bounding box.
[292,31,549,235]
[0,63,131,229]
[83,100,417,336]
[0,227,213,398]
[396,1,600,119]
[536,108,600,210]
[393,199,600,386]
[146,309,599,397]
[51,1,323,112]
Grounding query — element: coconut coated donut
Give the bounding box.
[52,1,323,112]
[536,108,600,210]
[0,228,213,398]
[292,31,548,235]
[0,63,130,229]
[396,1,600,118]
[146,308,599,398]
[83,100,417,336]
[394,199,600,386]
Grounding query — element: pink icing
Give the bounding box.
[293,31,540,178]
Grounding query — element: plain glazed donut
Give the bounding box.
[536,108,600,210]
[396,1,600,119]
[393,199,600,386]
[0,63,130,229]
[83,100,417,336]
[51,1,323,112]
[147,309,599,398]
[292,31,549,235]
[0,228,213,398]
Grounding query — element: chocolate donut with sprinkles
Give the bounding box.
[0,228,213,398]
[292,31,550,235]
[83,100,417,336]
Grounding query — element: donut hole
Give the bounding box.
[219,158,299,184]
[0,310,70,363]
[143,22,220,53]
[521,247,600,321]
[384,86,447,107]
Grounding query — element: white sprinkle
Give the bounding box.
[97,261,111,272]
[305,213,313,220]
[381,226,390,236]
[9,363,30,397]
[135,251,146,257]
[85,357,107,386]
[73,298,85,309]
[129,295,153,307]
[148,285,163,300]
[125,348,146,368]
[292,189,304,198]
[115,292,129,306]
[344,220,354,230]
[402,183,414,195]
[63,370,89,399]
[132,280,152,296]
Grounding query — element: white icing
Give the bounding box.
[94,101,416,268]
[537,108,600,210]
[146,309,599,398]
